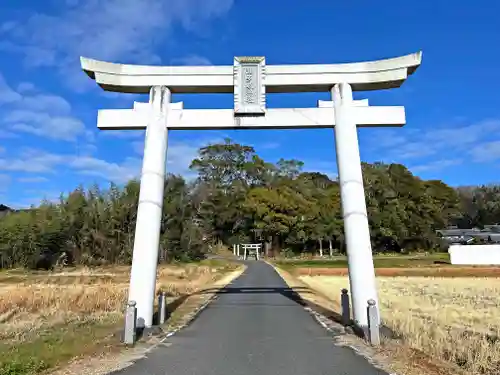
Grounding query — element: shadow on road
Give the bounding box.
[155,285,350,332]
[161,284,403,341]
[136,282,402,342]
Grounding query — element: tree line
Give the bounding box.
[0,138,499,269]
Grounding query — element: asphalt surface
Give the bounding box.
[114,261,388,375]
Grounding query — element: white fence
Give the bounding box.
[448,244,500,265]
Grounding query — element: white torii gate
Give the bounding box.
[81,52,422,331]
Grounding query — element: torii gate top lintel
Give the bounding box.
[80,51,422,94]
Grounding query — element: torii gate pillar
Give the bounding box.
[127,86,170,329]
[332,83,378,328]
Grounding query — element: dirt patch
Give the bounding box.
[294,266,500,277]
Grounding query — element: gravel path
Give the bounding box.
[112,261,388,375]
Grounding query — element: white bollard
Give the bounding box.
[367,299,380,346]
[124,301,137,345]
[158,292,167,325]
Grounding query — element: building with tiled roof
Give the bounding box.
[0,204,13,219]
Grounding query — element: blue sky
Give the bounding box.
[0,0,499,208]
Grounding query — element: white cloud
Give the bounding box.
[396,141,437,159]
[13,189,64,209]
[99,92,144,107]
[0,146,5,154]
[259,142,281,150]
[132,140,144,155]
[303,160,338,180]
[0,73,87,141]
[1,0,233,90]
[171,55,212,66]
[70,156,141,183]
[0,174,11,192]
[0,73,22,104]
[469,140,500,162]
[19,94,72,114]
[9,113,85,141]
[102,130,145,140]
[0,135,214,185]
[0,147,139,183]
[133,136,226,178]
[17,176,49,183]
[411,159,463,173]
[371,119,500,163]
[167,142,204,178]
[1,21,16,33]
[0,130,19,139]
[67,147,204,183]
[16,82,37,93]
[0,149,65,173]
[75,141,98,156]
[2,135,293,204]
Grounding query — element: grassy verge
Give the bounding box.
[274,253,451,271]
[0,259,242,375]
[272,253,500,278]
[0,319,122,375]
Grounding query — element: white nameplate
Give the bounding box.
[233,56,266,116]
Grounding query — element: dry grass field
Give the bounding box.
[0,260,241,374]
[299,274,500,375]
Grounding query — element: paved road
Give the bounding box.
[114,261,388,375]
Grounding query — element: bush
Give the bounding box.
[281,248,295,258]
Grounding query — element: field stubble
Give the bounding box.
[0,261,234,343]
[299,274,500,375]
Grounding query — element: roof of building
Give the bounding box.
[0,204,12,211]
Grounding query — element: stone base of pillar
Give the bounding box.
[349,324,369,340]
[136,325,164,340]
